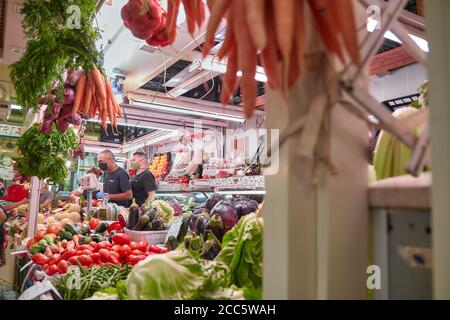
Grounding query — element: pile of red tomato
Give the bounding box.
[31,233,170,276]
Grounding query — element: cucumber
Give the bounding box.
[95,222,109,233]
[65,224,81,236]
[59,229,73,241]
[80,224,91,236]
[79,236,92,245]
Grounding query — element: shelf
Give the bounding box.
[156,175,266,195]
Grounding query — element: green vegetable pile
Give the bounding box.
[125,212,264,300]
[55,264,132,300]
[217,212,263,290]
[10,0,102,109]
[15,123,79,184]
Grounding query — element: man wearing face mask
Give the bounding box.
[98,149,132,207]
[129,152,157,206]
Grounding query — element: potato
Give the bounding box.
[59,218,73,228]
[68,211,81,223]
[37,213,45,224]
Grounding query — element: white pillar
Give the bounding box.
[425,0,450,300]
[26,177,41,239]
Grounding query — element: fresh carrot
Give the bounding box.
[91,68,107,100]
[308,0,344,62]
[244,0,267,50]
[167,0,181,33]
[220,45,238,105]
[109,96,118,129]
[196,0,205,28]
[261,8,281,90]
[89,96,97,119]
[288,39,300,88]
[273,0,295,93]
[100,101,108,130]
[294,0,305,77]
[216,12,234,60]
[82,73,94,113]
[330,0,360,66]
[182,0,196,36]
[233,0,257,118]
[72,74,86,115]
[167,0,181,44]
[203,0,230,56]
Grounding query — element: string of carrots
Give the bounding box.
[72,68,123,130]
[170,0,360,118]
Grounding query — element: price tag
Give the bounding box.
[18,280,62,300]
[164,217,183,243]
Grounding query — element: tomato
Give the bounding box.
[46,264,58,276]
[32,253,49,266]
[60,249,77,261]
[78,245,94,251]
[98,249,111,263]
[48,255,59,266]
[111,244,122,253]
[159,247,170,254]
[109,256,120,265]
[148,245,162,254]
[138,240,149,252]
[88,219,100,230]
[130,242,140,251]
[109,251,121,261]
[57,260,69,274]
[68,256,79,266]
[77,249,94,256]
[91,199,97,207]
[130,249,143,256]
[112,233,131,246]
[125,254,146,266]
[78,255,94,267]
[119,244,131,259]
[34,230,47,242]
[91,253,101,263]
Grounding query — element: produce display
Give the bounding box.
[16,192,262,300]
[149,153,171,180]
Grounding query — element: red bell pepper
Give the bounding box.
[107,221,123,233]
[112,233,131,246]
[118,214,127,228]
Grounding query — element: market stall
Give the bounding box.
[0,0,441,302]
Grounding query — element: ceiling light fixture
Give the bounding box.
[132,100,246,123]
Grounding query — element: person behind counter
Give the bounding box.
[130,152,157,206]
[39,182,53,207]
[97,149,132,207]
[68,167,103,203]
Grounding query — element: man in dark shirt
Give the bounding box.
[98,150,132,207]
[130,152,157,206]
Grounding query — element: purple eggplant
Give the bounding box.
[205,194,224,211]
[203,214,224,242]
[234,198,259,219]
[201,239,221,260]
[210,200,238,232]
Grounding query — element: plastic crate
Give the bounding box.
[123,228,168,245]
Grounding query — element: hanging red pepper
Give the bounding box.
[117,214,127,228]
[107,221,123,233]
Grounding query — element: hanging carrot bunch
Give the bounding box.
[201,0,360,118]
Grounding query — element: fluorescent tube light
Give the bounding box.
[121,131,179,153]
[216,190,266,195]
[155,193,186,197]
[132,100,246,123]
[11,104,22,110]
